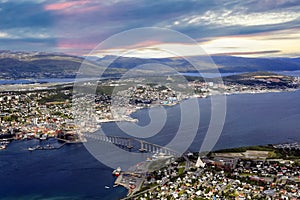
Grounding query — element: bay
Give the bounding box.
[1,90,300,199]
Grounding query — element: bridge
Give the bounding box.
[83,133,181,157]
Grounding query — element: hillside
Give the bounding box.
[222,71,296,88]
[211,56,300,72]
[97,55,300,73]
[1,50,300,79]
[0,51,106,79]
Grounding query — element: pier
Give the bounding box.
[114,172,145,196]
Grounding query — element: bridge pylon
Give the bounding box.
[139,140,146,152]
[127,138,133,149]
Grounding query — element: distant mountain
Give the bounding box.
[271,57,300,65]
[0,51,109,79]
[1,50,300,79]
[210,56,300,72]
[97,55,300,73]
[0,51,82,78]
[96,55,194,71]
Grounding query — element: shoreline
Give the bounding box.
[97,87,299,125]
[117,141,300,198]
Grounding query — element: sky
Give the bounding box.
[0,0,300,58]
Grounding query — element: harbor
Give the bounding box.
[112,152,177,197]
[114,171,145,196]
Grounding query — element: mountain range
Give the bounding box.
[96,55,300,73]
[1,50,300,79]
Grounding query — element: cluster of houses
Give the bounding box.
[0,91,74,144]
[115,84,185,107]
[0,81,190,147]
[138,152,300,200]
[273,142,300,150]
[189,74,300,97]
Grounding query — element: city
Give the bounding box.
[1,0,300,199]
[1,72,299,150]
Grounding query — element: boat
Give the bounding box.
[0,145,6,150]
[112,167,121,177]
[28,144,55,151]
[0,141,10,145]
[28,147,36,151]
[40,134,48,140]
[105,186,110,189]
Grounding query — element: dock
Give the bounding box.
[114,172,145,197]
[56,138,86,143]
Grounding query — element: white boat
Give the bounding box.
[40,134,48,140]
[112,167,121,177]
[0,145,6,150]
[28,147,36,151]
[105,186,110,189]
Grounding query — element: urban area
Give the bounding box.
[0,73,300,199]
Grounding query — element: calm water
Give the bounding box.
[180,72,243,78]
[1,90,300,199]
[181,71,300,78]
[102,90,300,152]
[0,78,100,85]
[0,70,299,85]
[0,78,75,85]
[0,140,127,200]
[275,70,300,77]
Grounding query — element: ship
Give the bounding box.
[112,167,121,177]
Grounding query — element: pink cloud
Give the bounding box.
[57,40,167,56]
[125,40,162,49]
[56,41,95,55]
[58,41,96,49]
[44,0,89,11]
[100,40,163,50]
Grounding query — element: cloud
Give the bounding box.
[0,1,53,29]
[0,32,9,38]
[212,50,281,56]
[44,1,88,11]
[180,10,300,26]
[245,0,300,11]
[0,0,299,57]
[49,0,218,54]
[201,28,300,58]
[0,1,56,51]
[57,41,96,51]
[44,0,100,14]
[6,28,51,39]
[155,1,300,44]
[85,28,300,58]
[0,37,56,52]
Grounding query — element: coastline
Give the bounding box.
[96,87,299,126]
[2,88,300,200]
